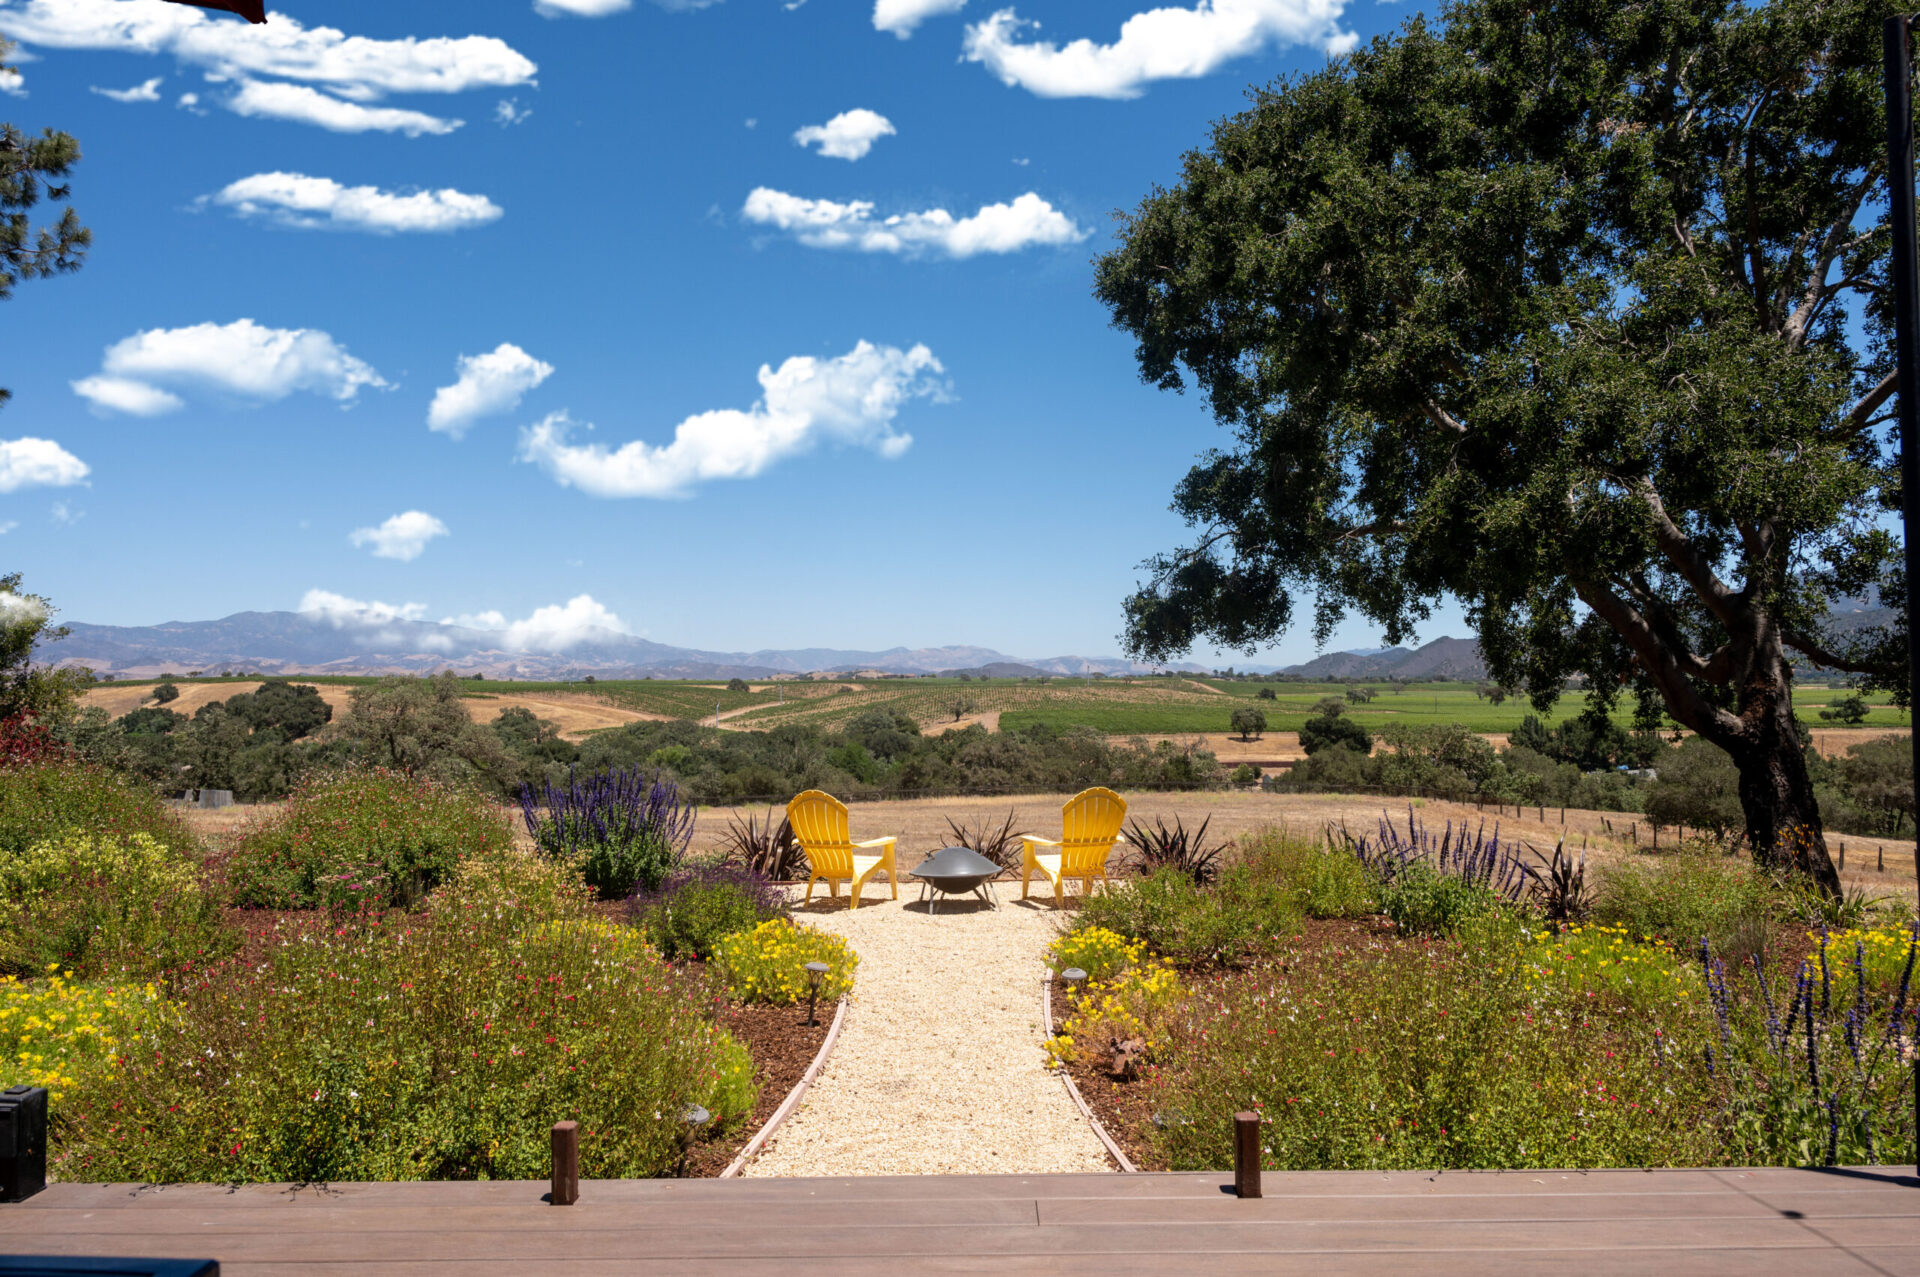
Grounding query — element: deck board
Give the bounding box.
[5,1168,1916,1274]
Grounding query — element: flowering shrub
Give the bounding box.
[1047,960,1186,1069]
[1048,927,1146,982]
[1511,924,1698,1014]
[1149,940,1719,1171]
[0,968,159,1102]
[522,767,696,899]
[0,759,196,860]
[1074,866,1300,967]
[54,904,753,1183]
[630,864,787,961]
[714,919,856,1005]
[1818,923,1920,993]
[0,713,67,769]
[0,831,232,979]
[225,768,514,910]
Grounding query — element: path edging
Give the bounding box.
[719,994,848,1178]
[1041,975,1138,1173]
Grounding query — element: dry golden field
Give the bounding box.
[83,684,656,742]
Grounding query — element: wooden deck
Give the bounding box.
[6,1167,1919,1274]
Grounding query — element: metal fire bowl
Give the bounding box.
[907,845,1001,894]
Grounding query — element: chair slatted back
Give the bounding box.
[787,789,855,878]
[1058,787,1126,876]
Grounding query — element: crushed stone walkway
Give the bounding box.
[743,885,1112,1177]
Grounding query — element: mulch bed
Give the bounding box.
[682,997,831,1177]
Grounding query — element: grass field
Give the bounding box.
[91,673,1911,738]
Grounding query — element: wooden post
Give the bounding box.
[1561,807,1566,825]
[1879,845,1886,873]
[1631,823,1637,846]
[1233,1111,1262,1199]
[551,1121,579,1206]
[1840,842,1846,872]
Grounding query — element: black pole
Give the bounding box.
[1883,12,1920,1181]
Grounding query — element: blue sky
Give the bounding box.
[0,0,1466,666]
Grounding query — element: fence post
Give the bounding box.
[1840,842,1847,872]
[1233,1111,1262,1199]
[551,1120,579,1206]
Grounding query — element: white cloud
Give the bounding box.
[206,172,502,233]
[0,436,89,493]
[299,589,428,627]
[742,187,1085,258]
[349,510,449,562]
[49,501,81,525]
[67,376,183,416]
[0,522,17,535]
[74,318,388,415]
[90,75,160,101]
[961,0,1354,98]
[518,340,943,499]
[494,97,531,126]
[793,109,895,161]
[224,80,460,135]
[534,0,631,14]
[176,90,203,113]
[0,67,23,96]
[874,0,967,37]
[428,343,555,438]
[0,2,536,98]
[442,597,622,650]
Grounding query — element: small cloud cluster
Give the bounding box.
[302,588,624,653]
[793,108,895,161]
[429,343,555,438]
[742,188,1084,257]
[518,340,943,498]
[962,0,1356,99]
[73,318,388,416]
[873,0,968,37]
[349,510,449,562]
[0,436,88,492]
[205,172,502,233]
[90,75,160,102]
[534,0,632,15]
[0,0,536,134]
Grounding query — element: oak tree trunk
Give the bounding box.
[1717,646,1841,896]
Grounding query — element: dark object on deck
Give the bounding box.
[160,0,266,21]
[550,1121,578,1206]
[0,1085,47,1202]
[907,846,1001,913]
[1233,1111,1261,1199]
[0,1261,217,1276]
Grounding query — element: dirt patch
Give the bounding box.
[683,997,831,1177]
[1811,727,1912,756]
[83,681,357,721]
[922,710,1002,734]
[460,692,661,740]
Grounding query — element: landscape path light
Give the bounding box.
[804,961,830,1027]
[1058,967,1088,1036]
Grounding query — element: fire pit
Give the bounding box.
[907,846,1002,913]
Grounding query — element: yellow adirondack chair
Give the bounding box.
[786,789,899,909]
[1020,787,1127,908]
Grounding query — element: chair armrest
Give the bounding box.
[1021,835,1062,849]
[855,836,897,849]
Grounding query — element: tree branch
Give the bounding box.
[1783,629,1901,678]
[1421,396,1467,435]
[1633,478,1743,629]
[1572,575,1742,739]
[1843,370,1898,434]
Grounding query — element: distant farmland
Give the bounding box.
[89,673,1910,739]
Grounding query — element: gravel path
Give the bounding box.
[743,888,1113,1177]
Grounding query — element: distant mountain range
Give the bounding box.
[40,610,1210,680]
[53,606,1882,684]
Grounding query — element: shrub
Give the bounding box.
[0,970,160,1102]
[54,908,752,1183]
[1047,961,1186,1071]
[1376,863,1504,936]
[0,759,198,861]
[1074,866,1300,967]
[0,831,232,979]
[1149,943,1719,1171]
[631,864,786,961]
[714,918,856,1005]
[1298,711,1371,756]
[1242,829,1376,919]
[225,768,514,911]
[1341,809,1530,903]
[1509,923,1700,1015]
[521,767,695,899]
[1591,854,1777,953]
[720,808,805,880]
[432,844,594,924]
[944,808,1024,872]
[1816,922,1920,994]
[0,712,68,768]
[1048,926,1146,982]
